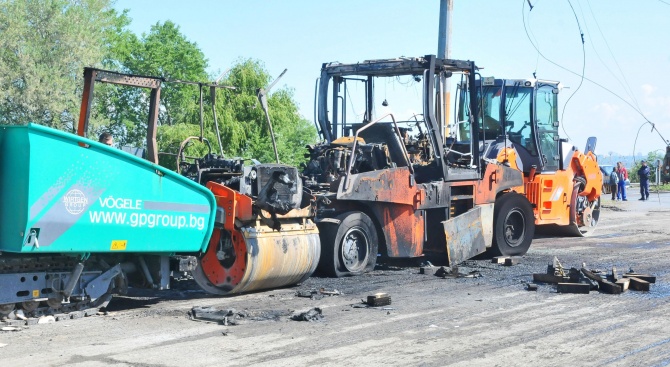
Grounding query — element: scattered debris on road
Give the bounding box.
[296,288,342,300]
[557,282,591,294]
[531,257,657,294]
[350,293,393,309]
[37,315,55,324]
[190,306,296,325]
[492,256,522,266]
[190,306,251,325]
[433,266,482,279]
[1,306,103,327]
[367,293,392,307]
[290,307,323,322]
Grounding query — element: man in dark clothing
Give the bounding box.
[638,160,651,201]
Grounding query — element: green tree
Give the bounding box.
[214,59,316,166]
[0,0,126,130]
[92,20,208,147]
[629,151,663,183]
[156,59,317,169]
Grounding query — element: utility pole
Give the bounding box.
[437,0,453,142]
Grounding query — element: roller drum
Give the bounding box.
[193,222,320,295]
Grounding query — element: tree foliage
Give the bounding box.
[0,4,317,169]
[628,151,663,183]
[92,20,208,146]
[0,0,126,129]
[213,59,316,166]
[158,59,317,169]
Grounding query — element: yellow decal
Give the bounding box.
[32,290,39,297]
[110,240,127,251]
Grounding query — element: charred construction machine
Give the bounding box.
[0,68,319,316]
[303,55,535,276]
[454,77,602,236]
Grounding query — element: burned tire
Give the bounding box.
[316,212,378,277]
[490,193,534,257]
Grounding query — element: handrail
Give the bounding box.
[343,113,415,190]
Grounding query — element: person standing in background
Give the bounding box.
[98,132,114,146]
[617,162,628,201]
[638,160,651,201]
[609,167,619,200]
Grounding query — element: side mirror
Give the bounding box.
[584,137,597,154]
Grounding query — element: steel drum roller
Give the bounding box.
[193,222,320,295]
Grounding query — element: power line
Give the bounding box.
[521,0,668,152]
[555,0,586,142]
[522,0,581,141]
[584,0,641,111]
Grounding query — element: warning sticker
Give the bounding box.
[110,240,127,251]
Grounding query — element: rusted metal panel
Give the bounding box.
[472,164,524,204]
[77,68,96,140]
[443,206,486,265]
[369,203,424,258]
[478,203,494,248]
[147,87,161,164]
[417,181,451,209]
[94,69,162,89]
[337,167,423,207]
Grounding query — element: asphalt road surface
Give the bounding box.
[2,193,670,367]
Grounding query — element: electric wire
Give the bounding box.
[522,0,579,141]
[559,0,586,142]
[522,0,668,153]
[526,0,542,78]
[584,0,641,111]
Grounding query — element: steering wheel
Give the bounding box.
[176,136,212,174]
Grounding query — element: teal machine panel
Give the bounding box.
[0,124,216,254]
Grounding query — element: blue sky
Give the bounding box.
[113,0,670,160]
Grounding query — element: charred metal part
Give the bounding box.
[366,293,391,307]
[77,67,162,163]
[255,165,301,216]
[257,69,287,164]
[176,256,198,273]
[291,307,323,321]
[179,152,244,187]
[370,203,425,258]
[443,207,486,265]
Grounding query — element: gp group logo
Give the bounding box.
[63,189,88,215]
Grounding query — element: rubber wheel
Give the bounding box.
[317,212,378,277]
[490,193,535,256]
